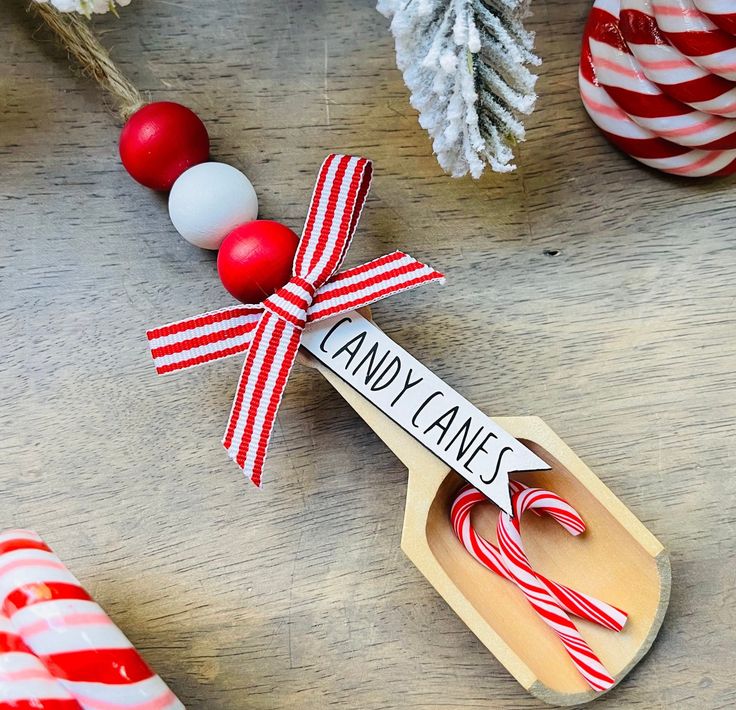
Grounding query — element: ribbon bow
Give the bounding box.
[147,155,444,485]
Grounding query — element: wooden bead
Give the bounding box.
[168,163,259,250]
[119,102,209,191]
[217,221,299,303]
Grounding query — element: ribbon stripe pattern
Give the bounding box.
[148,155,445,487]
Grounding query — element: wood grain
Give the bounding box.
[0,1,734,707]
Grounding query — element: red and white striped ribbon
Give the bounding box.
[496,489,617,692]
[0,610,82,710]
[451,483,628,632]
[0,530,182,710]
[147,155,444,487]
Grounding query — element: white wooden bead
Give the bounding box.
[168,162,259,250]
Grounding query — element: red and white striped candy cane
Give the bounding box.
[653,0,736,80]
[451,484,628,632]
[496,489,616,692]
[0,610,82,710]
[621,0,736,117]
[0,531,183,710]
[579,38,736,174]
[693,0,736,35]
[589,0,736,148]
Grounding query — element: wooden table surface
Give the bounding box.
[1,1,734,708]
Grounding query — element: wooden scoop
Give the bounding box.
[305,325,670,706]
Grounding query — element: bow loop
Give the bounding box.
[147,155,443,486]
[293,155,373,287]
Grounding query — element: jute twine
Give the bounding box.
[30,2,144,119]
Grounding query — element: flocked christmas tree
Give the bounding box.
[34,0,540,178]
[379,0,540,177]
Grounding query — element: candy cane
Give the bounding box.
[451,484,628,632]
[621,0,736,117]
[0,610,82,710]
[588,1,736,148]
[497,489,616,692]
[652,0,736,80]
[693,0,736,36]
[0,530,183,710]
[579,39,736,175]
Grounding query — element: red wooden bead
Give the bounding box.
[119,102,210,191]
[217,221,299,304]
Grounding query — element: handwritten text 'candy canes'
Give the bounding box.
[301,312,549,513]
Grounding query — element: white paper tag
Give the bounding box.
[301,312,550,513]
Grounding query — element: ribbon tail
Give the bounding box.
[147,306,263,375]
[222,311,303,486]
[307,251,445,322]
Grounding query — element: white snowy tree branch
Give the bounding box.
[378,0,540,178]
